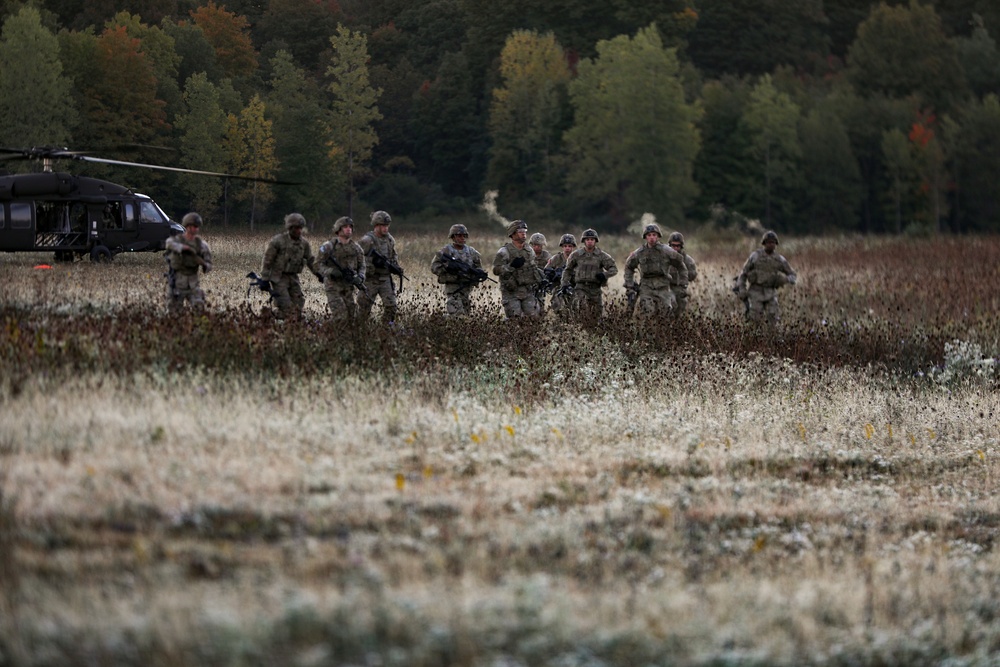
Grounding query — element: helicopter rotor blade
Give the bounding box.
[77,155,297,185]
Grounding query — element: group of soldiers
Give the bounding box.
[164,211,797,324]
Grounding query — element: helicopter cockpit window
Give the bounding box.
[123,202,137,230]
[139,200,167,224]
[11,202,32,230]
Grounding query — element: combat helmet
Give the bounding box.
[529,232,547,247]
[284,212,306,229]
[371,210,391,226]
[182,212,202,228]
[559,233,577,247]
[449,224,469,239]
[643,223,662,238]
[581,228,599,242]
[333,216,354,234]
[761,230,779,245]
[506,219,528,237]
[667,231,684,247]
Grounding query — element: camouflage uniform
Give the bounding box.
[624,225,687,320]
[736,230,797,323]
[667,232,698,314]
[318,217,366,322]
[545,234,577,317]
[165,212,212,310]
[431,224,484,317]
[560,229,617,319]
[529,233,551,315]
[357,210,399,323]
[260,213,321,319]
[493,220,543,318]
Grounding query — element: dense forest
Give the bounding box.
[2,0,1000,234]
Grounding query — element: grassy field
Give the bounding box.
[1,228,999,666]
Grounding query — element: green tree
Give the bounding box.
[175,72,228,219]
[686,0,828,78]
[487,30,572,207]
[946,95,1000,231]
[106,12,182,121]
[798,106,862,233]
[0,6,75,148]
[266,50,338,223]
[161,18,225,88]
[563,24,701,229]
[326,24,382,217]
[256,0,342,72]
[410,50,487,199]
[846,0,967,113]
[954,15,1000,99]
[741,74,802,228]
[692,77,756,221]
[880,127,915,234]
[226,94,278,229]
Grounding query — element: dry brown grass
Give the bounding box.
[1,231,998,665]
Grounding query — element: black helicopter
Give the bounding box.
[0,146,282,262]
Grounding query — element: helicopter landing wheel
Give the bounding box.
[90,245,113,263]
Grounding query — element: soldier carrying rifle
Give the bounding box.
[318,216,366,322]
[164,212,212,311]
[358,210,403,324]
[431,224,490,318]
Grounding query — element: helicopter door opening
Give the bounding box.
[33,201,88,251]
[1,201,36,251]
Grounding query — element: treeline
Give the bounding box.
[2,0,1000,234]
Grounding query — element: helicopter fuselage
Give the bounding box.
[0,172,183,262]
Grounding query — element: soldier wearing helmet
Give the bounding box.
[431,223,484,317]
[544,233,577,317]
[527,233,551,314]
[318,216,366,322]
[666,231,698,313]
[560,228,618,320]
[623,222,686,320]
[492,220,543,318]
[357,210,400,324]
[735,230,797,323]
[260,212,321,319]
[165,211,212,311]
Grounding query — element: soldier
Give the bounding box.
[357,210,399,324]
[560,228,617,320]
[318,216,366,322]
[529,232,551,315]
[260,213,322,319]
[623,223,687,320]
[164,212,212,310]
[529,233,550,269]
[545,233,576,317]
[735,230,797,323]
[492,220,543,318]
[430,224,487,317]
[667,231,698,313]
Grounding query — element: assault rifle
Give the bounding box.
[246,272,275,301]
[325,253,370,299]
[444,255,495,290]
[368,247,409,294]
[731,277,749,316]
[535,266,563,300]
[625,282,639,315]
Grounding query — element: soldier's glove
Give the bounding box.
[510,257,526,269]
[787,274,797,286]
[259,280,273,292]
[595,272,608,285]
[351,274,365,287]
